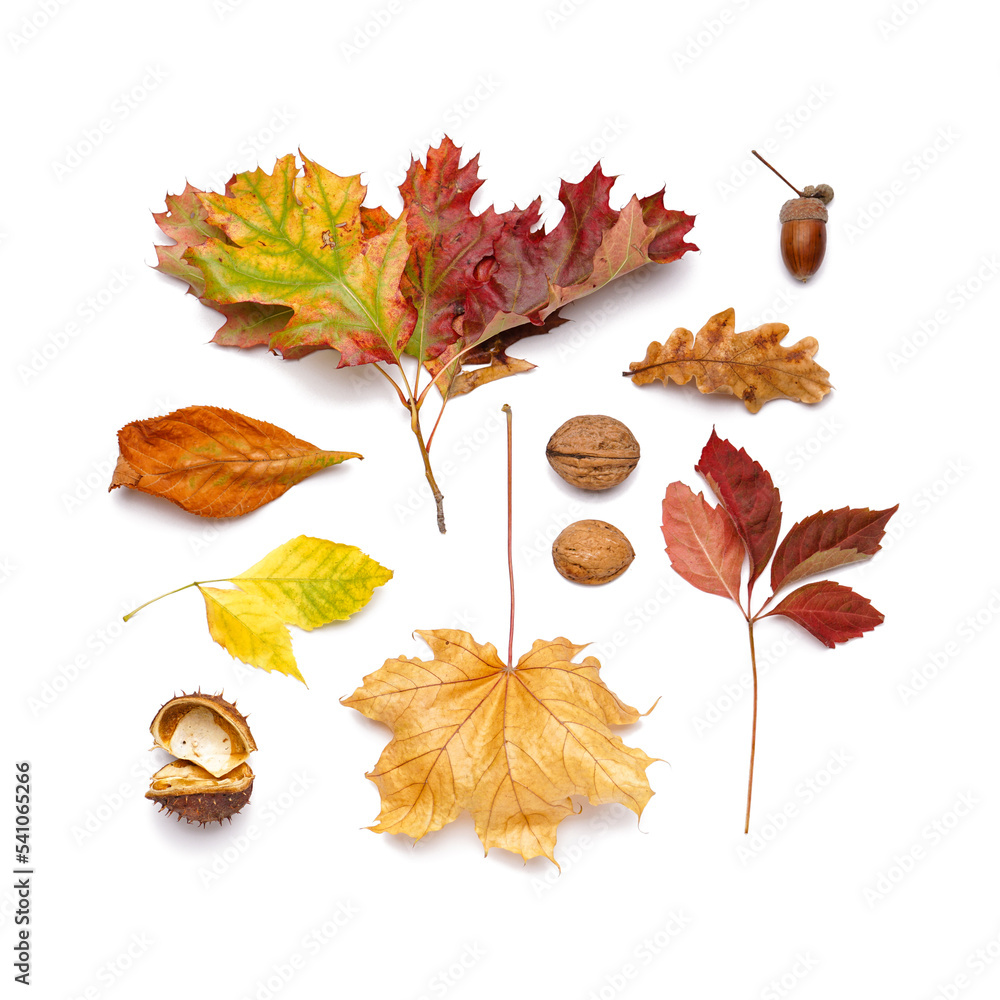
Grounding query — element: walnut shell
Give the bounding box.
[545,415,640,491]
[552,519,635,585]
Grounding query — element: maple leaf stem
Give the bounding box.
[503,404,514,669]
[744,618,759,835]
[407,397,446,533]
[123,579,230,622]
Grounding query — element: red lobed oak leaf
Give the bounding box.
[153,137,696,533]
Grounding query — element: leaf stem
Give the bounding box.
[408,396,446,533]
[123,579,230,621]
[744,618,759,834]
[425,394,449,452]
[503,404,514,669]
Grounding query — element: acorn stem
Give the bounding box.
[752,150,804,197]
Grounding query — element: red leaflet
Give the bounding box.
[398,141,505,368]
[763,581,884,648]
[770,506,899,594]
[660,430,896,833]
[695,429,781,594]
[661,482,744,605]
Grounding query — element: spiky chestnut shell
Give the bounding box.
[147,693,258,825]
[150,691,257,778]
[146,761,254,825]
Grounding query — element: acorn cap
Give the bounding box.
[149,693,257,779]
[145,761,254,825]
[779,198,828,224]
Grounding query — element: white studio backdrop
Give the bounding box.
[4,0,999,997]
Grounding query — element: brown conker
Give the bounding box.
[545,415,640,491]
[552,519,635,585]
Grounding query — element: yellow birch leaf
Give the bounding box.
[198,586,303,684]
[231,536,393,631]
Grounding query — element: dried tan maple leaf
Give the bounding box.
[342,629,656,864]
[625,307,831,412]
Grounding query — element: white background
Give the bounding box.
[4,0,999,997]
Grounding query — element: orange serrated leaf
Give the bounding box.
[626,307,831,412]
[342,629,656,864]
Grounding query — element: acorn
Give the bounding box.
[146,692,257,824]
[752,150,834,282]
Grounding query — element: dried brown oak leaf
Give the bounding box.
[110,405,360,517]
[625,307,831,412]
[342,629,656,864]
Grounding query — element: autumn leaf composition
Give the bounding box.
[661,430,896,831]
[154,138,696,531]
[110,405,360,517]
[343,406,656,864]
[124,536,392,684]
[626,307,831,412]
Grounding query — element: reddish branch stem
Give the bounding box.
[503,404,514,669]
[744,618,759,834]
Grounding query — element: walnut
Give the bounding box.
[552,519,635,585]
[545,415,640,491]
